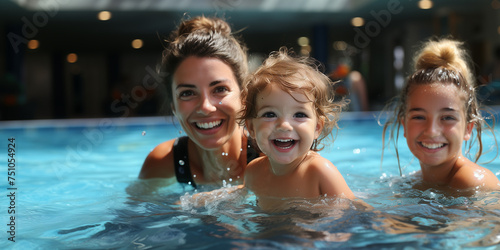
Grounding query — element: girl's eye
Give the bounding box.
[294,112,308,118]
[442,115,457,121]
[410,115,425,120]
[261,112,276,118]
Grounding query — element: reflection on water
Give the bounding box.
[60,178,497,249]
[3,118,500,249]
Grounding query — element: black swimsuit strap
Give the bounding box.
[173,136,197,188]
[173,136,259,188]
[246,137,259,164]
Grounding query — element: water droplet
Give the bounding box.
[229,178,233,182]
[179,160,185,166]
[141,131,146,136]
[219,101,222,105]
[227,168,230,171]
[240,148,243,151]
[193,174,196,178]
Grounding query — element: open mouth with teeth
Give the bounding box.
[419,142,446,149]
[195,120,222,130]
[273,139,296,149]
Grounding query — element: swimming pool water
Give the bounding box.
[1,113,500,249]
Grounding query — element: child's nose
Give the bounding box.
[277,118,293,131]
[424,119,440,136]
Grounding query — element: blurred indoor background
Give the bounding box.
[1,0,500,120]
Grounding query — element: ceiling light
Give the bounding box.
[418,0,433,10]
[132,39,143,49]
[351,17,364,27]
[98,11,112,21]
[297,37,309,46]
[27,40,39,50]
[67,53,78,63]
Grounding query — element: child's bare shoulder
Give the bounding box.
[452,161,500,190]
[245,156,268,174]
[305,152,338,173]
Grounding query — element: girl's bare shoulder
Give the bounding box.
[452,160,500,190]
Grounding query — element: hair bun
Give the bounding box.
[177,16,232,37]
[414,39,468,75]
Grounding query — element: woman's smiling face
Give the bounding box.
[172,56,241,150]
[402,83,473,169]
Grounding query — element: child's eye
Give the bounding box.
[294,112,308,118]
[442,115,457,121]
[261,112,277,118]
[410,115,425,120]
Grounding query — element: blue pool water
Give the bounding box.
[1,113,500,249]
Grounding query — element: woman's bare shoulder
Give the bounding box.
[139,139,177,179]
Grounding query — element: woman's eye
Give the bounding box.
[294,112,308,118]
[261,112,276,118]
[442,115,457,121]
[178,90,196,100]
[214,86,229,94]
[179,90,194,98]
[410,115,424,120]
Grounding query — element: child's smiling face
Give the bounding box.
[246,85,323,175]
[402,83,473,169]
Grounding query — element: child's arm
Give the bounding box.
[314,157,355,199]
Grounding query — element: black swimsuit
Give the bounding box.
[173,136,259,188]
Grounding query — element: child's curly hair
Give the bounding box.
[239,47,347,151]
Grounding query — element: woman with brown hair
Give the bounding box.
[139,16,258,188]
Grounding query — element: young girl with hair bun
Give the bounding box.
[383,38,500,193]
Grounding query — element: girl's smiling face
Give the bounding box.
[172,56,241,150]
[246,85,323,175]
[402,83,473,169]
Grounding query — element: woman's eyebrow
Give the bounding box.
[175,83,196,89]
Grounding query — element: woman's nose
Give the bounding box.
[197,95,217,115]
